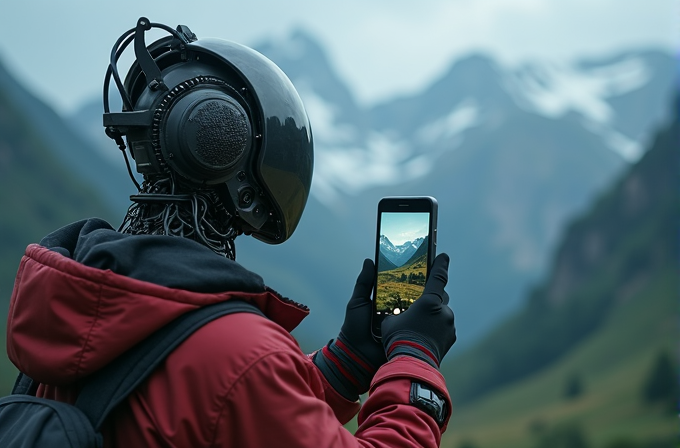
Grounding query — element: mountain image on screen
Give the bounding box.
[376,236,429,314]
[379,235,425,268]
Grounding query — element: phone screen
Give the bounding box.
[375,211,431,316]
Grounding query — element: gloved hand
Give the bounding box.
[313,259,387,401]
[381,253,456,369]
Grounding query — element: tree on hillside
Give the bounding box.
[532,422,591,448]
[457,439,480,448]
[564,372,585,400]
[642,351,678,413]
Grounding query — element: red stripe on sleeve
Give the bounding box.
[322,346,361,387]
[335,338,375,373]
[387,340,439,367]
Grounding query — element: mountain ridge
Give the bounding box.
[443,93,679,404]
[403,235,430,268]
[0,60,134,219]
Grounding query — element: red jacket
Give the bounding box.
[6,220,451,447]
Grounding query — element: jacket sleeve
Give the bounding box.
[214,347,451,448]
[306,350,362,423]
[357,356,452,446]
[307,350,361,425]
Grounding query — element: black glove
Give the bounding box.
[381,253,456,369]
[313,259,387,401]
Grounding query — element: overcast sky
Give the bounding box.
[0,0,677,115]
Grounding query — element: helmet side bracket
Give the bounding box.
[134,17,169,93]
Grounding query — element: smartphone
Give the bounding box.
[371,196,438,340]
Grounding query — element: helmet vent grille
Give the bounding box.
[194,100,249,168]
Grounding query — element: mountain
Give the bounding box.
[393,237,425,266]
[0,61,134,220]
[0,57,117,394]
[248,33,677,347]
[377,251,398,273]
[380,235,424,267]
[62,30,677,349]
[67,93,124,167]
[402,235,430,268]
[442,93,679,407]
[441,95,679,448]
[379,235,398,259]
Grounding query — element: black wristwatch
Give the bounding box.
[410,382,447,426]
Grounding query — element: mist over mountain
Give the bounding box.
[60,30,677,348]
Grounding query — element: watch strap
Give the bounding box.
[409,382,447,426]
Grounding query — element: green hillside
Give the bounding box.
[376,253,428,311]
[403,234,430,267]
[440,97,679,448]
[378,250,398,272]
[0,67,116,395]
[442,265,676,448]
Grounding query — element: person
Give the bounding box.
[5,17,457,447]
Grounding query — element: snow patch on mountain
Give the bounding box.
[416,98,481,145]
[581,118,643,161]
[298,88,434,203]
[285,45,665,204]
[507,56,652,125]
[298,87,481,203]
[312,134,430,202]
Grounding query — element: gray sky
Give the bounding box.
[0,0,677,115]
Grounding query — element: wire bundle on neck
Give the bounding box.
[119,176,238,259]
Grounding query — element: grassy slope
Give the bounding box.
[376,253,428,307]
[441,264,677,448]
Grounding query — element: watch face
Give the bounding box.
[409,382,447,426]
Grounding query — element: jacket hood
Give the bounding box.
[6,219,309,386]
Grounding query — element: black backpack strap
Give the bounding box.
[75,299,265,430]
[11,372,38,395]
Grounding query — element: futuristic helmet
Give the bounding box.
[104,17,313,244]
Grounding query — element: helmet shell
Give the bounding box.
[118,34,314,244]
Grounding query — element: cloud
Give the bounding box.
[0,0,676,113]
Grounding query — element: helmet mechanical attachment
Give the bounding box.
[103,17,314,257]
